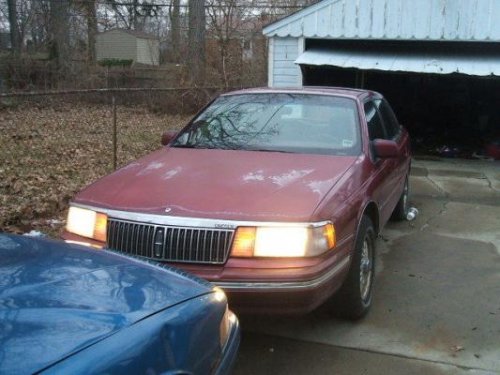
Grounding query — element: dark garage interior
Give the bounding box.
[300,40,500,159]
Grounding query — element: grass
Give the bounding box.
[0,100,191,237]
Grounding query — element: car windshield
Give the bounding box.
[172,93,361,156]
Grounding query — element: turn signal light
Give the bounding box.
[230,227,256,257]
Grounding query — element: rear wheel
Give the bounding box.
[391,175,409,221]
[329,216,375,320]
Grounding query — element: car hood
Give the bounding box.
[75,148,358,222]
[0,234,212,374]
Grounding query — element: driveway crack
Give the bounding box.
[484,174,500,193]
[420,200,449,232]
[425,175,449,198]
[261,333,497,374]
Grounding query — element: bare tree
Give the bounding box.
[103,0,161,31]
[49,0,70,77]
[85,0,97,64]
[188,0,206,85]
[169,0,181,62]
[206,0,249,88]
[17,0,38,50]
[7,0,20,52]
[103,0,133,29]
[73,0,97,63]
[30,1,51,49]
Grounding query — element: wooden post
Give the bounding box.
[112,95,117,170]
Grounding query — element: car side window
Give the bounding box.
[364,101,386,141]
[378,100,400,140]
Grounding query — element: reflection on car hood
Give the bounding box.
[0,234,212,374]
[75,148,358,222]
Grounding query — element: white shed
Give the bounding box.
[96,29,160,66]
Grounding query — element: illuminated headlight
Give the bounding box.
[213,288,236,349]
[230,223,335,258]
[219,305,237,349]
[66,206,107,242]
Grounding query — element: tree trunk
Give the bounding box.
[170,0,181,63]
[188,0,206,85]
[49,0,70,79]
[86,0,97,64]
[132,0,139,30]
[7,0,20,52]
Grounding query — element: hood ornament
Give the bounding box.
[164,207,172,213]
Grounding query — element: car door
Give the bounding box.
[363,99,400,225]
[377,99,410,209]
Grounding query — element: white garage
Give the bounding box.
[263,0,500,157]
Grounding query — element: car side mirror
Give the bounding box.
[161,130,178,146]
[372,139,399,158]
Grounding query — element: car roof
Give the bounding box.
[221,86,382,101]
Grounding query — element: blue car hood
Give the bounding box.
[0,234,213,374]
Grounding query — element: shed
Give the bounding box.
[263,0,500,156]
[96,29,160,66]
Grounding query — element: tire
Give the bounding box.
[330,216,376,320]
[391,175,409,221]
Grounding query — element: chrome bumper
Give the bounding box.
[215,256,351,290]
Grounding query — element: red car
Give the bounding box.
[63,87,411,319]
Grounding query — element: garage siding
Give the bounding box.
[263,0,500,42]
[271,37,302,87]
[96,30,137,61]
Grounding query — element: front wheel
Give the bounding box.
[329,216,376,320]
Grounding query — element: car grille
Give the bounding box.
[106,219,235,264]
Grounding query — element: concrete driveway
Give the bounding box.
[234,159,500,375]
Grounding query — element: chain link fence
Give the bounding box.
[0,87,230,236]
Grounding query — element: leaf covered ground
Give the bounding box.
[0,100,190,237]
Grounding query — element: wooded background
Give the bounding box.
[0,0,319,91]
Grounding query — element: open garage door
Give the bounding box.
[296,47,500,77]
[298,40,500,159]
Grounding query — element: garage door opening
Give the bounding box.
[299,40,500,159]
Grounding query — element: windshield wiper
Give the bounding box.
[245,147,295,154]
[171,144,202,149]
[172,144,295,153]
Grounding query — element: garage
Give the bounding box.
[263,0,500,158]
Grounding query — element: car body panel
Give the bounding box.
[41,295,239,375]
[74,148,358,223]
[0,234,239,374]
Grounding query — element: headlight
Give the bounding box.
[219,305,236,349]
[66,206,108,242]
[230,223,335,258]
[213,288,236,349]
[254,227,309,257]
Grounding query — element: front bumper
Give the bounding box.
[210,256,351,314]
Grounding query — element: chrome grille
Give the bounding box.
[106,219,235,264]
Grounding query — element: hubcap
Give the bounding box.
[359,238,373,301]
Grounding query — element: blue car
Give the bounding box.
[0,234,240,375]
